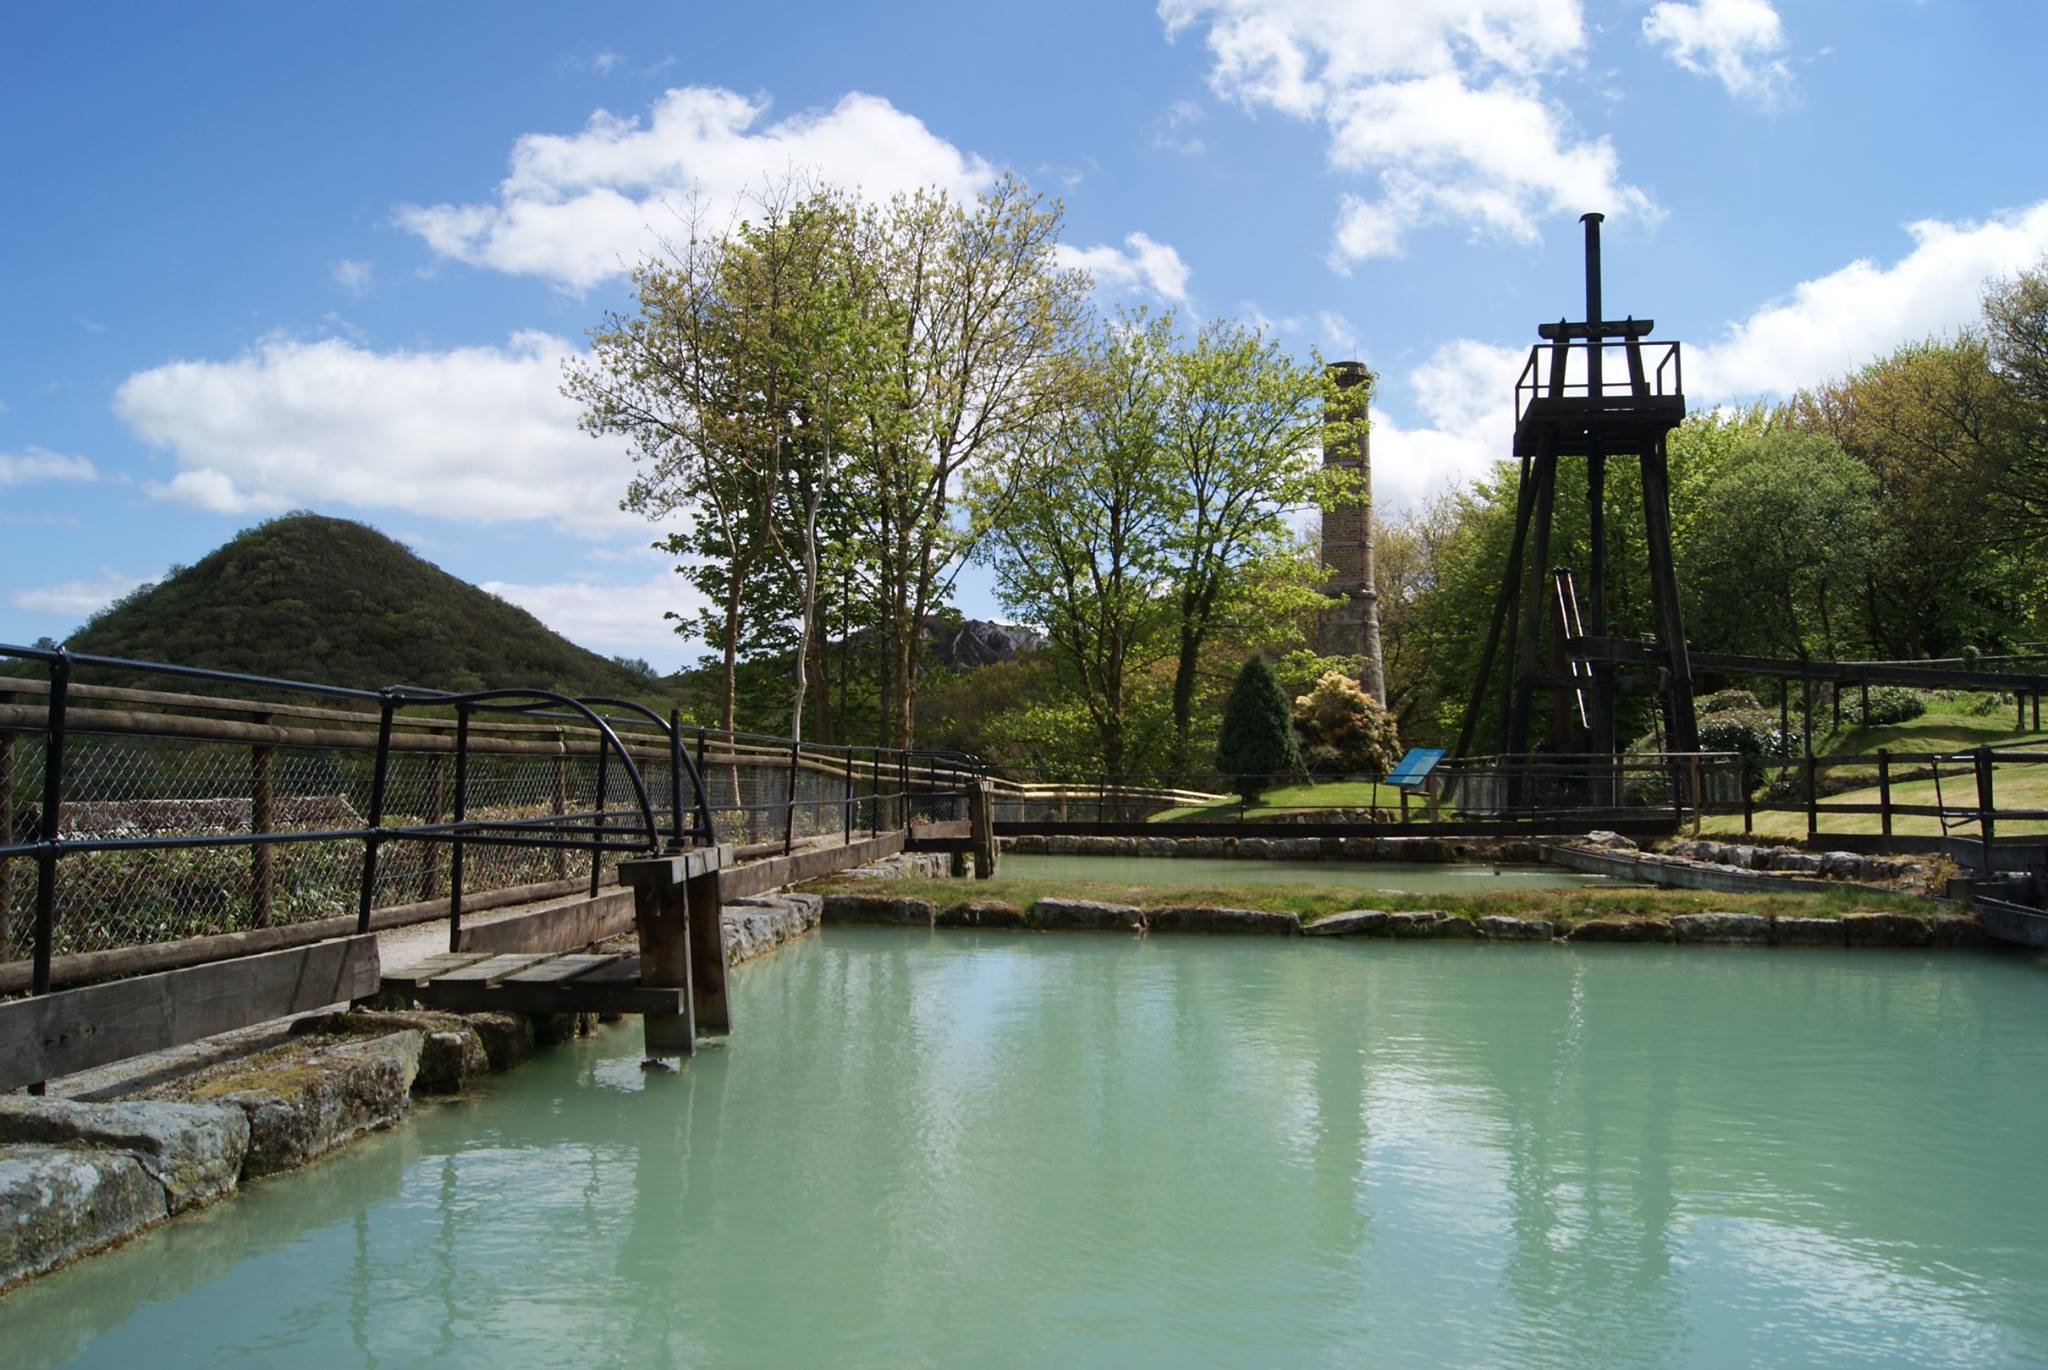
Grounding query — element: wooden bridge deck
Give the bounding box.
[382,950,686,1017]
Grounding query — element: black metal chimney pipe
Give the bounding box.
[1582,212,1604,397]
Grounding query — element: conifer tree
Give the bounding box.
[1215,655,1298,800]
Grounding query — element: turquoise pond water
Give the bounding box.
[10,929,2048,1368]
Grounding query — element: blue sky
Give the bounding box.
[6,1,2047,670]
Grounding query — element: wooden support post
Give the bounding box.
[549,746,568,879]
[686,866,728,1032]
[1688,752,1703,837]
[1974,749,1996,873]
[783,738,800,855]
[418,751,444,903]
[250,742,275,929]
[1804,752,1818,841]
[1741,755,1754,835]
[0,732,12,955]
[618,847,733,1057]
[844,750,855,845]
[969,779,998,880]
[1779,680,1790,758]
[1507,447,1558,758]
[1877,749,1892,838]
[590,743,608,898]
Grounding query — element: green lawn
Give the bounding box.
[807,874,1909,925]
[1149,779,1424,823]
[1705,694,2048,839]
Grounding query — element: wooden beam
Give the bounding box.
[0,873,596,997]
[0,935,380,1090]
[717,831,905,901]
[452,889,635,956]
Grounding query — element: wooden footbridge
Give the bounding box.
[0,645,997,1091]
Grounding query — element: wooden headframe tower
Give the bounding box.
[1455,213,1699,759]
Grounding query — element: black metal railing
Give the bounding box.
[0,644,979,995]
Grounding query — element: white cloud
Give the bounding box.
[1159,0,1650,262]
[8,567,149,619]
[1056,232,1193,305]
[330,258,373,295]
[114,331,643,532]
[481,571,705,665]
[1363,200,2048,508]
[1692,200,2048,398]
[0,446,96,487]
[1371,339,1526,509]
[1643,0,1789,101]
[1316,309,1360,355]
[1153,99,1208,156]
[397,86,997,290]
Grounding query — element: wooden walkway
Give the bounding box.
[380,951,685,1017]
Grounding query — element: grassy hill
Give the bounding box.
[1703,695,2048,839]
[54,512,651,697]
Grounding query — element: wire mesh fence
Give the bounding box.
[0,652,973,971]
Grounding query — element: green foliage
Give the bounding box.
[1216,656,1298,799]
[1291,669,1402,777]
[1699,689,1761,715]
[1852,686,1927,727]
[59,513,650,697]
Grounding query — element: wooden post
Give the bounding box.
[969,779,998,880]
[1779,679,1790,758]
[618,847,733,1057]
[843,750,855,845]
[0,732,12,955]
[590,742,608,898]
[1688,752,1703,837]
[1804,753,1818,841]
[250,742,275,929]
[418,752,444,902]
[783,739,800,855]
[549,745,568,879]
[1741,755,1754,834]
[1877,748,1892,838]
[1974,748,1996,872]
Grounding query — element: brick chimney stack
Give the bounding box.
[1317,361,1385,704]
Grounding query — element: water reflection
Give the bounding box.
[9,934,2048,1367]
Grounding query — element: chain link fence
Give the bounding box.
[0,662,971,969]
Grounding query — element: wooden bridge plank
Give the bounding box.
[0,936,380,1090]
[501,954,615,985]
[428,953,559,985]
[453,889,636,956]
[379,953,493,992]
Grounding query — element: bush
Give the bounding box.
[1216,657,1299,801]
[1291,670,1402,777]
[1698,689,1760,715]
[1851,686,1926,727]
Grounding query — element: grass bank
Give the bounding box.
[804,875,1913,926]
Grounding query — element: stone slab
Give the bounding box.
[1479,915,1556,941]
[0,1098,248,1216]
[1027,899,1141,932]
[149,1030,422,1179]
[1670,913,1773,945]
[1304,910,1389,937]
[0,1145,167,1292]
[1146,906,1301,936]
[820,894,935,927]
